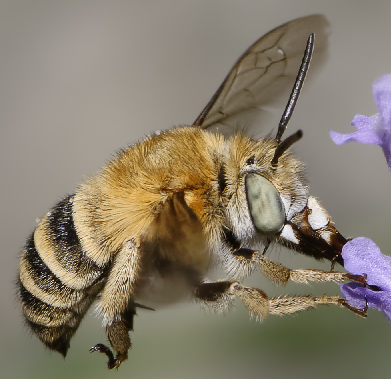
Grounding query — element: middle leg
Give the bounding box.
[195,281,367,320]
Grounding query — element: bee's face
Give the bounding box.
[222,134,307,243]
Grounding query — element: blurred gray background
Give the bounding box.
[2,1,391,378]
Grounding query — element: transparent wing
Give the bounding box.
[193,15,329,132]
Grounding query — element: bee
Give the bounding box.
[18,14,367,370]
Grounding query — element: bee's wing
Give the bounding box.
[193,15,329,132]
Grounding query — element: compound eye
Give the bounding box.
[245,173,285,235]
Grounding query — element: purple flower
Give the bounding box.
[330,74,391,171]
[341,237,391,322]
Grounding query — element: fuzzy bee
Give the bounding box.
[18,14,367,370]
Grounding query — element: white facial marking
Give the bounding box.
[319,230,332,244]
[307,196,329,230]
[280,224,299,244]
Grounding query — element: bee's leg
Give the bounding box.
[105,305,136,369]
[233,248,366,286]
[195,281,367,319]
[90,304,136,369]
[89,344,115,368]
[91,238,142,369]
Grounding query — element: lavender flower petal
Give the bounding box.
[374,74,391,126]
[340,237,391,323]
[330,74,391,170]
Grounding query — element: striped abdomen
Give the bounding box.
[18,195,106,356]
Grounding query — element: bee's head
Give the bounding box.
[224,134,308,243]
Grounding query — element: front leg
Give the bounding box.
[90,305,135,369]
[233,248,366,286]
[91,238,142,369]
[195,281,368,320]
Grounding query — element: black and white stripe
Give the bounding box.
[18,195,106,356]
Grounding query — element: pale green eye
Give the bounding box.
[245,173,285,235]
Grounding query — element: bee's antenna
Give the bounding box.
[271,129,303,167]
[275,33,314,143]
